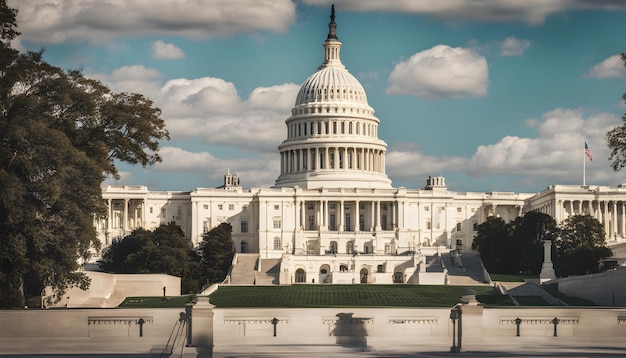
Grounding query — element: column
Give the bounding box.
[620,201,626,239]
[613,201,618,239]
[123,199,129,233]
[355,200,360,231]
[569,201,573,217]
[339,200,344,231]
[391,202,396,230]
[300,201,306,230]
[324,147,329,169]
[376,201,381,230]
[370,201,375,231]
[107,199,112,232]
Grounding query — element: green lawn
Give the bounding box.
[208,285,508,308]
[490,274,538,282]
[117,295,195,308]
[541,284,597,306]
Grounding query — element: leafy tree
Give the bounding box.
[0,1,169,308]
[607,54,626,171]
[508,212,558,274]
[472,216,514,273]
[100,222,204,294]
[554,215,613,276]
[198,222,235,284]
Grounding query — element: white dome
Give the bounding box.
[295,66,369,107]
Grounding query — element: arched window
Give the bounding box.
[329,241,338,254]
[295,268,306,283]
[274,237,281,250]
[346,241,354,254]
[393,272,403,283]
[360,268,368,283]
[340,264,348,272]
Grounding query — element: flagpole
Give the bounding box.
[583,144,586,186]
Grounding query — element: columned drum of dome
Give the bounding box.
[274,7,392,189]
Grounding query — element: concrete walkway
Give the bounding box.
[441,251,490,286]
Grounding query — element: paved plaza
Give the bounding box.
[2,336,626,358]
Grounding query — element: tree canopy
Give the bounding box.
[607,54,626,171]
[472,212,612,278]
[554,214,613,276]
[472,212,557,275]
[198,222,235,284]
[0,1,169,308]
[100,222,204,294]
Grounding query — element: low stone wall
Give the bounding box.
[553,266,626,306]
[0,308,186,355]
[45,272,181,308]
[1,303,626,355]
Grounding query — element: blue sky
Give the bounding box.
[8,0,626,193]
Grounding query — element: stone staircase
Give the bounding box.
[229,253,259,285]
[425,255,444,272]
[255,258,281,285]
[441,250,490,286]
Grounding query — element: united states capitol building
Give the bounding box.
[96,10,626,284]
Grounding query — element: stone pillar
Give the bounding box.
[612,202,618,240]
[339,200,344,231]
[540,240,556,283]
[458,290,484,341]
[191,295,215,357]
[355,200,360,231]
[123,198,129,233]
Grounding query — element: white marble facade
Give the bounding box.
[96,9,626,283]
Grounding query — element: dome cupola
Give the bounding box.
[274,6,392,190]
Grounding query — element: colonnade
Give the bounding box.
[295,199,399,233]
[534,199,626,240]
[287,118,377,139]
[280,147,385,174]
[101,198,145,244]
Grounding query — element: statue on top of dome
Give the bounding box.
[327,4,338,41]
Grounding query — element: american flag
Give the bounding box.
[585,142,592,161]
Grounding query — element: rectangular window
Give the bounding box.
[359,214,365,231]
[229,204,234,210]
[329,203,336,209]
[273,220,281,229]
[218,204,223,210]
[329,214,336,231]
[203,221,209,233]
[317,122,322,134]
[203,204,208,209]
[456,222,462,232]
[345,214,351,231]
[424,206,429,211]
[426,221,431,230]
[329,152,334,169]
[341,122,345,134]
[473,222,478,231]
[241,221,248,233]
[384,244,391,255]
[381,215,387,230]
[457,207,462,213]
[274,205,279,210]
[307,202,314,210]
[308,215,315,230]
[149,207,153,214]
[333,122,337,134]
[303,123,307,136]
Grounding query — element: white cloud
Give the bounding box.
[91,65,300,153]
[499,37,530,56]
[9,0,296,44]
[586,55,626,79]
[153,147,279,188]
[152,40,185,59]
[386,45,488,99]
[465,108,621,185]
[305,0,626,25]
